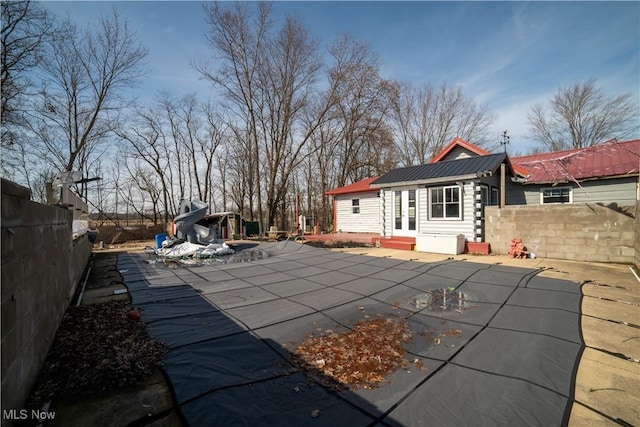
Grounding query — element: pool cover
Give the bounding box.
[118,241,583,426]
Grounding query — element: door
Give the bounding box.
[393,189,417,236]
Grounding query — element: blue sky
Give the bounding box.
[42,1,639,155]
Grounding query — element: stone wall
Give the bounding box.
[485,203,635,264]
[1,179,92,420]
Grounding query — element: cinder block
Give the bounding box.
[620,231,634,241]
[574,230,598,239]
[1,296,17,338]
[546,237,566,245]
[1,197,25,228]
[564,238,587,248]
[563,251,576,260]
[546,223,566,230]
[609,246,635,258]
[587,254,611,263]
[581,245,598,255]
[0,328,18,379]
[546,252,567,260]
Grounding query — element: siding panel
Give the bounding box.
[335,192,379,233]
[509,176,637,206]
[417,182,476,240]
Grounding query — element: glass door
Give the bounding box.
[393,189,417,236]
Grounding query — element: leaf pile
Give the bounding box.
[294,315,413,390]
[28,301,167,408]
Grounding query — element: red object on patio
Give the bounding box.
[508,238,528,258]
[372,236,416,251]
[465,242,491,255]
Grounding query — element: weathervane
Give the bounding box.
[500,130,510,153]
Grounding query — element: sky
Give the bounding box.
[41,1,639,155]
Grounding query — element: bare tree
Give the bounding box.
[195,2,269,232]
[392,82,496,166]
[121,159,162,224]
[197,2,329,232]
[115,104,176,223]
[1,0,55,146]
[200,101,227,209]
[30,9,148,181]
[305,107,342,230]
[325,34,398,187]
[527,79,639,151]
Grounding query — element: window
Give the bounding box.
[490,188,499,206]
[351,199,360,214]
[408,189,416,230]
[394,191,402,229]
[430,185,461,219]
[480,186,489,206]
[541,187,572,204]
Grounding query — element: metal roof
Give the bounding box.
[325,177,379,196]
[511,139,640,184]
[372,152,508,186]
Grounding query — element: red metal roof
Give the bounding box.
[511,139,640,184]
[430,137,529,177]
[325,177,379,196]
[429,137,490,163]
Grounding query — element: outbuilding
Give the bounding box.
[325,177,380,233]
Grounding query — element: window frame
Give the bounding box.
[351,198,360,214]
[540,186,573,204]
[490,187,499,206]
[429,185,462,220]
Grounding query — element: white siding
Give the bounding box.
[417,181,476,241]
[335,192,380,233]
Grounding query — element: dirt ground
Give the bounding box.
[92,224,169,245]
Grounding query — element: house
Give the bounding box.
[325,177,380,233]
[369,139,522,252]
[508,139,640,206]
[325,137,639,254]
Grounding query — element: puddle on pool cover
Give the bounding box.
[413,289,472,313]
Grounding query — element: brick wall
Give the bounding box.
[485,203,635,264]
[1,179,92,420]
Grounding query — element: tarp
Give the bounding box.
[155,241,235,258]
[118,241,583,426]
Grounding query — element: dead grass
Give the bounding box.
[93,224,168,244]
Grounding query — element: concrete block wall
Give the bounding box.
[485,203,635,264]
[635,201,640,270]
[1,179,92,420]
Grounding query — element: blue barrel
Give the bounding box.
[155,233,168,249]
